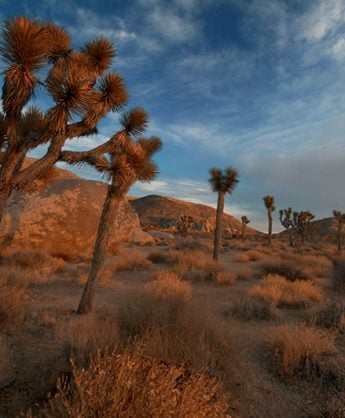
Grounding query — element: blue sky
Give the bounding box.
[1,0,345,231]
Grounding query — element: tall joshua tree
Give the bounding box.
[76,110,162,314]
[263,195,275,246]
[241,215,250,242]
[0,16,128,225]
[333,210,345,252]
[292,211,315,243]
[209,167,239,261]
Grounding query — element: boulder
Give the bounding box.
[1,175,144,259]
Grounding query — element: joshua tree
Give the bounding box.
[241,215,250,242]
[279,208,294,247]
[263,195,275,246]
[76,112,162,314]
[176,215,194,236]
[292,211,315,243]
[0,16,128,226]
[333,210,345,252]
[209,167,239,261]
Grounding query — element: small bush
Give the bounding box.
[232,299,274,321]
[0,273,28,331]
[0,250,66,284]
[215,271,237,286]
[249,274,323,308]
[147,250,168,264]
[115,250,152,272]
[269,324,336,379]
[333,259,345,292]
[0,336,14,387]
[260,262,309,281]
[233,250,265,263]
[42,351,230,418]
[174,237,213,253]
[233,252,250,263]
[314,302,345,333]
[234,267,252,281]
[56,312,119,367]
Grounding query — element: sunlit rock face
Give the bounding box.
[1,166,145,259]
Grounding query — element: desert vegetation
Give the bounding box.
[0,13,344,418]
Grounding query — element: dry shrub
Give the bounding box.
[0,250,66,284]
[233,249,266,263]
[0,336,14,388]
[115,250,152,272]
[186,260,224,281]
[269,324,336,379]
[234,267,252,281]
[42,351,230,418]
[333,259,345,292]
[215,271,237,286]
[232,299,274,321]
[260,262,310,281]
[118,272,192,339]
[174,237,213,253]
[117,275,234,384]
[147,250,169,264]
[0,273,28,331]
[233,252,250,263]
[298,255,333,278]
[311,394,345,418]
[56,313,119,366]
[314,302,345,333]
[166,249,206,272]
[249,274,323,308]
[145,271,192,303]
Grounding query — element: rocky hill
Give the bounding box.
[130,195,260,236]
[1,162,152,259]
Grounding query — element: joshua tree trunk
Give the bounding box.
[337,224,342,253]
[213,191,225,261]
[77,184,123,314]
[267,209,273,246]
[241,225,245,242]
[288,229,293,247]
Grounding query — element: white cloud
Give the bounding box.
[302,0,344,41]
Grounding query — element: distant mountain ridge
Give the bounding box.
[130,194,261,235]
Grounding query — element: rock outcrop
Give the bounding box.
[1,166,146,258]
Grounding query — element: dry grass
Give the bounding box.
[117,275,234,385]
[41,351,230,418]
[233,267,252,281]
[215,271,237,286]
[144,271,193,303]
[0,272,28,331]
[314,302,345,333]
[174,236,213,253]
[0,250,66,285]
[56,312,119,367]
[260,261,310,281]
[231,299,274,321]
[115,250,152,272]
[333,259,345,292]
[0,336,14,388]
[147,249,169,264]
[269,324,337,380]
[233,250,266,263]
[249,274,323,308]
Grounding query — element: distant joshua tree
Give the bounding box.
[241,215,250,242]
[209,167,239,261]
[176,215,194,236]
[279,208,294,247]
[263,195,275,246]
[292,211,315,243]
[333,210,345,253]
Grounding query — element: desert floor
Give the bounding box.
[0,235,344,417]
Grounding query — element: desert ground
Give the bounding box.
[0,233,344,417]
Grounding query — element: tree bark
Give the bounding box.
[241,225,245,242]
[77,185,123,314]
[213,191,225,261]
[267,209,273,246]
[288,229,293,247]
[337,223,342,253]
